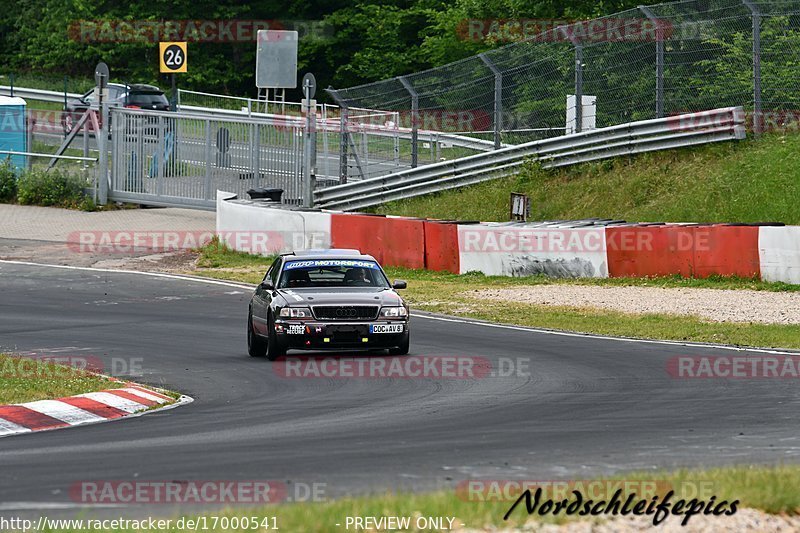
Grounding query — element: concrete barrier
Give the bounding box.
[216,192,798,284]
[330,214,426,269]
[457,225,609,277]
[423,221,460,273]
[759,226,800,284]
[216,191,331,254]
[607,225,760,278]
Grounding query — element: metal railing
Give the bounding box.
[314,107,746,211]
[1,84,493,183]
[0,85,81,103]
[109,107,305,209]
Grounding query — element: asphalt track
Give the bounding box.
[1,261,800,517]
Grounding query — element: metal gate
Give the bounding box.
[109,107,305,208]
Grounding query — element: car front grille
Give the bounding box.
[313,305,379,321]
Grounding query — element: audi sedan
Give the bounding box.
[247,249,410,360]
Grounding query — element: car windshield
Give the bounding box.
[127,92,169,106]
[278,259,390,289]
[84,86,125,103]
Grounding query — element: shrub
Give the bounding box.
[0,159,18,202]
[17,168,93,210]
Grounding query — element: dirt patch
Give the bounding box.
[471,285,800,325]
[92,250,200,272]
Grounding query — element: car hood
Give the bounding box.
[277,288,404,307]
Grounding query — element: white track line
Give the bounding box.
[2,259,798,355]
[414,313,800,356]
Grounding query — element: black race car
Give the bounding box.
[247,249,410,360]
[62,83,171,133]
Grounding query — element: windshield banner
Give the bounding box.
[284,260,379,270]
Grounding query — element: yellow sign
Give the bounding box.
[159,42,187,73]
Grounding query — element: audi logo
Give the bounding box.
[335,308,358,317]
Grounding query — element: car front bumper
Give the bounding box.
[274,320,409,350]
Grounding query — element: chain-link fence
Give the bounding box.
[329,0,800,146]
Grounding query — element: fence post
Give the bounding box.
[479,53,503,149]
[98,105,109,204]
[26,112,33,172]
[398,76,419,167]
[302,97,316,207]
[563,26,584,133]
[743,0,762,135]
[640,6,664,118]
[326,88,349,183]
[63,76,69,122]
[8,73,13,97]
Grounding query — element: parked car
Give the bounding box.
[62,83,170,133]
[247,249,410,360]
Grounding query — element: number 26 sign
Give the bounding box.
[159,42,187,73]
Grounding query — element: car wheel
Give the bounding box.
[389,332,410,356]
[247,310,267,357]
[266,312,286,361]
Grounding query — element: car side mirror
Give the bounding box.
[392,280,407,290]
[259,280,274,291]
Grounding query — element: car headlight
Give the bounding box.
[380,306,408,318]
[279,307,312,318]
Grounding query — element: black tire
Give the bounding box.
[266,313,286,361]
[247,310,267,357]
[389,333,410,356]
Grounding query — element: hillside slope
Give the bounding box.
[375,133,800,224]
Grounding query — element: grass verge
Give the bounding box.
[0,354,122,404]
[45,465,800,532]
[192,242,800,350]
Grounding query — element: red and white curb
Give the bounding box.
[0,384,192,438]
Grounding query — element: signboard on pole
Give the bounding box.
[302,73,316,100]
[159,42,188,73]
[256,31,298,88]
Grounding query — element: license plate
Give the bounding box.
[370,324,404,334]
[287,325,305,335]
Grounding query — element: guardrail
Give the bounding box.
[314,107,747,211]
[0,85,80,103]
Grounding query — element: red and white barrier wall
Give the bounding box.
[216,193,800,284]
